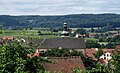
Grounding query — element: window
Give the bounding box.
[104,54,105,56]
[110,54,111,56]
[104,57,106,59]
[107,54,109,57]
[39,50,45,53]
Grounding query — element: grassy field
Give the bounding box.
[0,30,60,38]
[85,38,98,42]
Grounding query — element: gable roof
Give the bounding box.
[21,38,43,47]
[85,48,97,61]
[38,37,86,49]
[102,48,115,55]
[3,36,14,40]
[42,56,85,73]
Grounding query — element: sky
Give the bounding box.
[0,0,120,15]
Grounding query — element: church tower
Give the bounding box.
[61,22,69,37]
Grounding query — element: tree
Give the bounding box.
[72,67,81,73]
[83,57,96,70]
[95,49,103,59]
[106,43,115,48]
[91,28,95,32]
[107,52,120,73]
[113,35,120,44]
[37,30,42,35]
[86,42,101,48]
[0,39,48,73]
[44,48,84,58]
[74,28,86,35]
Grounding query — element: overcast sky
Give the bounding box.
[0,0,120,15]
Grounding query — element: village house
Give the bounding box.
[85,48,115,64]
[42,56,85,73]
[0,36,14,45]
[99,49,114,60]
[75,34,85,38]
[88,33,95,38]
[27,51,86,73]
[107,31,120,38]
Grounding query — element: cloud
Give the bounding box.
[0,0,120,15]
[88,0,107,4]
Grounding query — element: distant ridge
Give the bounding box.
[0,14,120,29]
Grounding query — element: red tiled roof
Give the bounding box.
[85,48,97,61]
[42,57,85,73]
[113,34,120,36]
[89,33,95,37]
[3,36,14,40]
[102,48,115,55]
[89,33,95,36]
[3,36,8,40]
[27,53,39,58]
[27,49,40,58]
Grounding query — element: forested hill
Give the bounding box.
[0,14,120,29]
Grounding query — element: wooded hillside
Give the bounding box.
[0,14,120,29]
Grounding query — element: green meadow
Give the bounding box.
[0,30,60,38]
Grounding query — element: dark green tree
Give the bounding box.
[86,42,101,48]
[37,30,42,35]
[83,57,96,70]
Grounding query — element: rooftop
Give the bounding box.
[38,37,86,49]
[42,56,85,73]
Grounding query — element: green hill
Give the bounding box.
[0,14,120,29]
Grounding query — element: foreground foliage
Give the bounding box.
[0,40,48,73]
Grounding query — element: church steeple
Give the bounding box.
[63,22,67,31]
[61,22,69,37]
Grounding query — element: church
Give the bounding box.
[37,22,86,54]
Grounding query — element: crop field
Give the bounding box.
[85,38,98,42]
[0,30,60,38]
